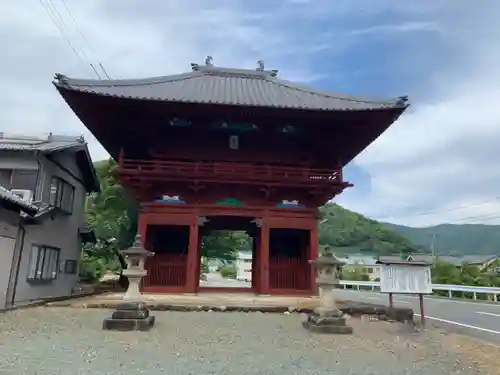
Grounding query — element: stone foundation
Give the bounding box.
[102,302,155,331]
[302,308,353,334]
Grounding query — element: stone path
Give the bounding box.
[1,307,498,375]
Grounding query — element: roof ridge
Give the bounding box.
[269,77,399,105]
[54,72,202,88]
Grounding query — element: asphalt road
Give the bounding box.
[335,289,500,343]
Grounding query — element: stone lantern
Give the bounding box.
[102,234,155,331]
[120,234,154,301]
[302,254,353,334]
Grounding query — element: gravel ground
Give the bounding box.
[0,307,498,375]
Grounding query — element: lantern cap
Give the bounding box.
[120,234,154,256]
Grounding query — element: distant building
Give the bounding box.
[236,251,252,282]
[338,255,380,281]
[380,254,499,271]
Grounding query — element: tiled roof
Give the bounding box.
[53,62,409,111]
[0,133,100,193]
[0,133,84,152]
[408,254,498,266]
[0,185,38,215]
[338,255,378,266]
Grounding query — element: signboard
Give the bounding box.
[380,264,432,295]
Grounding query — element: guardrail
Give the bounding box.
[338,280,500,302]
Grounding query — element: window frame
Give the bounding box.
[27,245,61,283]
[64,259,78,275]
[49,177,75,214]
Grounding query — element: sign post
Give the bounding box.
[376,259,432,327]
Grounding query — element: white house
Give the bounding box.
[236,251,252,282]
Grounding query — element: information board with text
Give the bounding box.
[380,265,432,294]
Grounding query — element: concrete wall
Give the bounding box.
[12,151,87,304]
[236,252,252,281]
[0,209,20,309]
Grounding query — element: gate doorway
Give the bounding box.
[198,216,256,293]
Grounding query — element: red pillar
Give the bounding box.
[186,221,199,293]
[309,220,319,294]
[259,221,270,294]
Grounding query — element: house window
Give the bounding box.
[64,260,78,274]
[11,170,38,191]
[27,245,60,282]
[49,177,74,213]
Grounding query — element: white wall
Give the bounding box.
[236,252,252,281]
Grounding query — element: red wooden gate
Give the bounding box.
[142,253,188,290]
[269,256,309,290]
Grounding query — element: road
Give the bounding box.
[200,273,251,288]
[335,289,500,343]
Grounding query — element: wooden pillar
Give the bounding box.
[309,220,319,294]
[186,220,199,293]
[259,220,270,295]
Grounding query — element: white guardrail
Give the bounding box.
[338,280,500,302]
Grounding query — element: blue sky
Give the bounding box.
[3,0,500,227]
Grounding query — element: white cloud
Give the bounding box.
[337,1,500,226]
[3,0,500,227]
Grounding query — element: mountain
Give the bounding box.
[384,223,500,256]
[319,204,424,255]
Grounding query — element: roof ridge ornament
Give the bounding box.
[54,73,69,86]
[205,56,213,67]
[257,60,264,71]
[396,95,409,105]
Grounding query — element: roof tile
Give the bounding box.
[54,64,409,111]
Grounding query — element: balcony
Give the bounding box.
[118,159,344,187]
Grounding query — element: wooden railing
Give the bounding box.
[269,256,310,290]
[119,158,343,184]
[143,253,187,287]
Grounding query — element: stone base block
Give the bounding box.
[102,301,155,331]
[302,321,353,334]
[102,315,155,331]
[303,310,353,335]
[112,308,150,320]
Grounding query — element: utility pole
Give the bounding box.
[430,234,438,257]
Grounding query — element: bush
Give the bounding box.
[220,266,237,279]
[79,254,106,282]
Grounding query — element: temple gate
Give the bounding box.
[53,58,408,295]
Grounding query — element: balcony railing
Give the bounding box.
[118,158,343,185]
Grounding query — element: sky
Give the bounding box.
[2,0,500,227]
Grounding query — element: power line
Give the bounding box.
[38,0,91,73]
[37,0,111,80]
[60,0,111,79]
[376,196,500,221]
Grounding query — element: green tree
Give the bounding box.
[80,159,138,282]
[202,231,250,261]
[319,204,421,255]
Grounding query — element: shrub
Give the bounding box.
[220,266,237,279]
